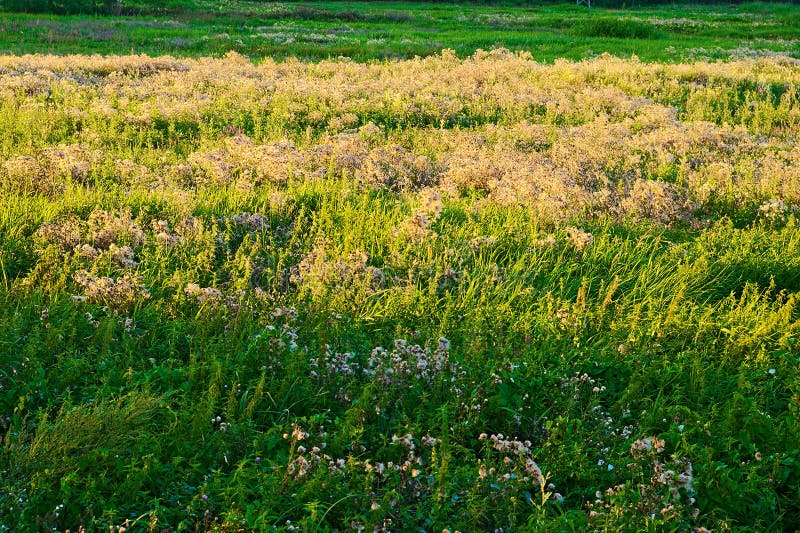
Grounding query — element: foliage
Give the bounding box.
[1,0,108,15]
[1,33,800,533]
[0,2,799,62]
[575,17,661,39]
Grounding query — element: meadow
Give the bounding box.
[1,1,800,62]
[1,2,800,533]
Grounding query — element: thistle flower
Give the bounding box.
[73,271,149,309]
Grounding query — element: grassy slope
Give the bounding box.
[0,1,799,61]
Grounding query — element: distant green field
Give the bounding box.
[1,1,800,61]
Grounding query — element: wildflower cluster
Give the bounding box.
[37,209,144,254]
[3,52,799,224]
[587,436,701,529]
[365,337,462,387]
[73,271,149,309]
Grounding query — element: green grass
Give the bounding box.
[1,1,800,62]
[1,3,800,532]
[0,50,799,530]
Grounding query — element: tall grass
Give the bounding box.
[0,50,799,531]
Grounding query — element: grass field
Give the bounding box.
[1,1,800,62]
[1,2,800,532]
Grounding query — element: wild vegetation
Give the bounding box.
[1,46,799,531]
[3,0,800,530]
[1,1,800,62]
